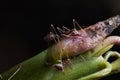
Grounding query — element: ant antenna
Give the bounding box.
[57,27,65,34]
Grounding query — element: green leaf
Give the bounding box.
[1,45,120,80]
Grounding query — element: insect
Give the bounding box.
[45,15,120,71]
[44,24,71,44]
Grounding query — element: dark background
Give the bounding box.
[0,0,120,79]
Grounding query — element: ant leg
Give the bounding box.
[62,26,71,32]
[57,27,71,38]
[65,50,73,69]
[50,24,61,43]
[54,51,64,72]
[52,27,63,71]
[73,19,86,34]
[54,60,64,72]
[57,27,65,34]
[50,24,57,34]
[73,19,77,29]
[73,19,83,29]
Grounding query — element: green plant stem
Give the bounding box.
[1,45,120,80]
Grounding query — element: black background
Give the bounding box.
[0,0,120,79]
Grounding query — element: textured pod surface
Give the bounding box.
[45,15,120,64]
